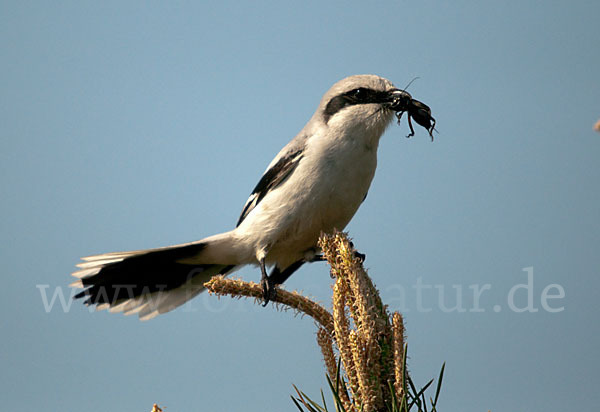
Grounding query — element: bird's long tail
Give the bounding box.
[69,231,244,320]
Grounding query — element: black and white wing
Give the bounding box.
[236,144,305,227]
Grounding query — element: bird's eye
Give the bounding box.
[347,88,371,103]
[352,88,366,98]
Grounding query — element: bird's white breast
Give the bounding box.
[236,118,388,268]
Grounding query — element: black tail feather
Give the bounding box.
[74,242,220,306]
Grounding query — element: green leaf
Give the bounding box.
[326,374,347,412]
[433,362,445,407]
[292,395,307,411]
[321,389,329,411]
[407,377,433,411]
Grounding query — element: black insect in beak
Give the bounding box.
[388,89,436,141]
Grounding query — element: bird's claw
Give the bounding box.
[354,251,366,262]
[260,274,277,306]
[348,241,366,262]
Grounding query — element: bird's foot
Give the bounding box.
[348,241,366,262]
[309,254,325,262]
[259,258,277,306]
[260,275,277,306]
[353,250,366,262]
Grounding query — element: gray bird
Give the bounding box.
[70,74,435,320]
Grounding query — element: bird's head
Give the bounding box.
[313,74,435,141]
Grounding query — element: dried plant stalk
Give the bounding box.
[332,278,362,402]
[392,311,406,397]
[317,327,353,411]
[319,231,392,411]
[205,231,410,411]
[205,276,333,333]
[316,328,338,387]
[349,330,374,411]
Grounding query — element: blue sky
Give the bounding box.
[2,1,599,411]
